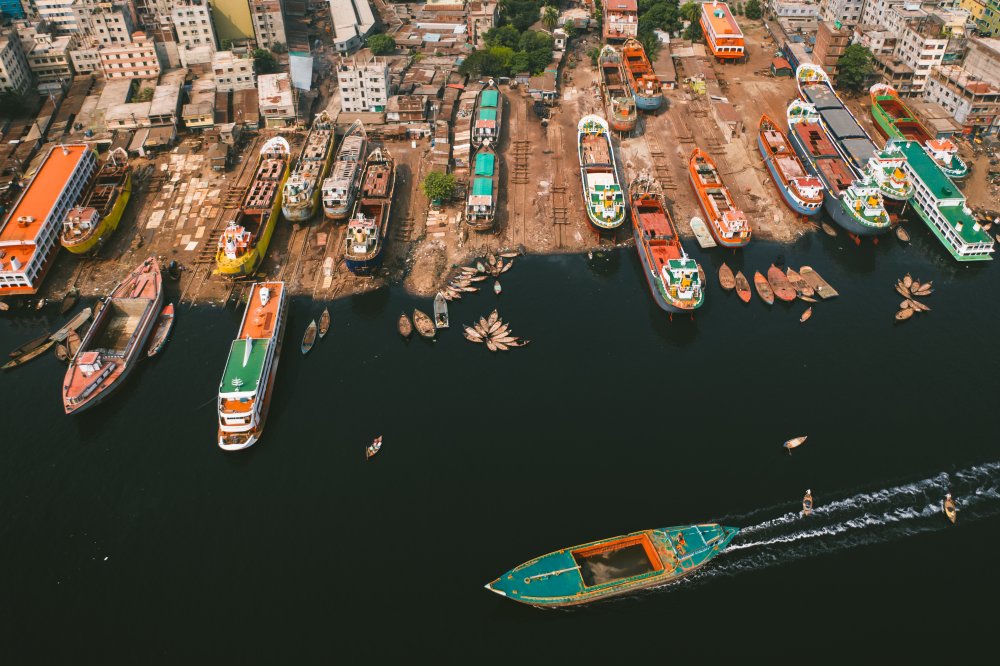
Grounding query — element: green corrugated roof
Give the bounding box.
[472,177,493,196]
[220,338,267,394]
[474,152,495,176]
[481,90,499,107]
[479,108,497,121]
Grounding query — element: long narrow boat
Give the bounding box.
[757,115,822,216]
[466,144,499,231]
[870,84,968,180]
[344,148,395,275]
[217,281,287,451]
[216,137,292,276]
[767,264,796,302]
[322,120,368,220]
[621,38,662,111]
[62,256,162,414]
[282,111,336,222]
[60,148,131,254]
[578,115,626,231]
[599,45,638,133]
[630,176,704,313]
[754,271,774,304]
[486,524,738,607]
[786,100,891,237]
[472,80,502,147]
[2,339,55,370]
[146,303,174,357]
[688,148,751,247]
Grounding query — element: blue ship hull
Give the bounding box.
[757,134,820,217]
[634,93,662,111]
[345,248,384,276]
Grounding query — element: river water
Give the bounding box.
[2,225,998,661]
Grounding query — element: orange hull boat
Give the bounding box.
[688,148,751,248]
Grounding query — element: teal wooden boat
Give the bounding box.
[486,524,738,607]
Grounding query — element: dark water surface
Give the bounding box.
[2,227,999,662]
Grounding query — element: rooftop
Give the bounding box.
[258,72,294,109]
[701,1,743,38]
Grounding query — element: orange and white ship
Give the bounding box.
[217,281,288,451]
[688,147,752,247]
[62,256,162,415]
[700,1,745,61]
[0,144,97,296]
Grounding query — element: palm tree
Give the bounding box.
[542,5,559,32]
[680,1,700,23]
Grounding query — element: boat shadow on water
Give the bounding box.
[348,287,391,319]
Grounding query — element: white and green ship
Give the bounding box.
[892,140,994,262]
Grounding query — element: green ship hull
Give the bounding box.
[486,524,738,607]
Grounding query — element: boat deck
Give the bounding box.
[793,122,838,158]
[86,299,151,355]
[581,134,612,165]
[815,158,855,193]
[338,135,365,162]
[775,154,807,179]
[361,164,391,198]
[301,131,332,162]
[238,283,282,340]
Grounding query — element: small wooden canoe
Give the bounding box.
[413,309,436,338]
[59,287,79,315]
[486,338,498,352]
[895,225,910,242]
[719,263,736,291]
[50,307,93,342]
[821,222,837,237]
[943,494,957,524]
[690,217,717,248]
[55,343,68,363]
[9,332,51,358]
[895,308,914,321]
[767,264,797,302]
[909,299,930,312]
[903,273,913,289]
[785,268,813,297]
[784,436,808,453]
[798,295,818,303]
[487,309,499,327]
[147,303,175,357]
[799,266,838,299]
[366,436,383,460]
[398,312,413,338]
[318,307,331,338]
[463,326,484,342]
[802,490,814,516]
[799,306,813,323]
[433,292,449,329]
[66,330,81,358]
[301,320,318,354]
[754,271,774,305]
[2,339,56,370]
[735,271,752,303]
[494,280,502,295]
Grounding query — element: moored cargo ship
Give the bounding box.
[599,45,637,133]
[472,80,502,147]
[622,38,662,111]
[0,144,97,296]
[486,524,738,607]
[578,115,626,230]
[322,120,368,220]
[786,99,891,236]
[466,144,499,230]
[870,84,969,180]
[345,148,395,275]
[62,256,162,414]
[282,111,335,222]
[688,147,751,247]
[217,281,287,451]
[216,137,291,277]
[630,176,704,312]
[757,115,823,216]
[60,148,131,254]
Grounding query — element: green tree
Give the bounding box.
[271,42,288,54]
[253,48,278,74]
[744,0,762,19]
[680,1,700,22]
[422,171,457,202]
[542,5,559,32]
[367,34,396,55]
[485,24,521,49]
[587,46,601,67]
[836,44,875,93]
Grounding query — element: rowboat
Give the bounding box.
[146,303,175,357]
[767,264,797,302]
[301,320,317,354]
[802,490,814,516]
[55,342,68,362]
[59,287,79,315]
[896,308,914,321]
[463,326,484,342]
[9,332,51,358]
[943,493,957,524]
[754,271,774,305]
[366,435,382,460]
[398,312,413,338]
[785,268,813,297]
[66,330,81,358]
[799,295,818,303]
[821,222,837,237]
[719,263,735,291]
[895,225,910,242]
[433,292,449,329]
[318,307,331,338]
[494,281,502,295]
[2,339,56,370]
[800,306,813,323]
[50,307,93,342]
[784,436,808,453]
[735,271,752,303]
[799,266,838,299]
[413,309,435,338]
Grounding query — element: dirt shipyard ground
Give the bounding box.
[32,21,997,306]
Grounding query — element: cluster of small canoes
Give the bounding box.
[300,306,331,354]
[894,273,933,322]
[398,309,436,339]
[462,309,529,352]
[717,262,836,315]
[440,249,518,302]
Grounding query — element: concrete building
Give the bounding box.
[963,37,1000,86]
[0,0,26,19]
[213,49,255,91]
[700,1,745,61]
[978,0,1000,36]
[925,65,1000,135]
[33,0,81,34]
[812,20,851,75]
[210,0,255,44]
[182,72,216,129]
[767,0,821,32]
[99,31,161,79]
[328,0,377,54]
[250,1,286,50]
[467,1,497,50]
[603,0,638,42]
[72,1,137,44]
[336,55,389,113]
[26,32,76,93]
[257,71,295,126]
[0,31,33,94]
[819,0,864,29]
[172,0,217,66]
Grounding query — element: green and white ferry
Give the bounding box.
[892,140,994,261]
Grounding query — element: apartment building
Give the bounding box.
[328,0,377,54]
[336,55,390,113]
[819,0,864,29]
[99,30,161,79]
[250,1,286,50]
[812,20,851,75]
[925,65,1000,136]
[258,71,295,126]
[0,32,32,94]
[467,1,497,50]
[213,49,255,91]
[26,31,76,92]
[172,0,217,66]
[33,0,80,34]
[603,0,638,42]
